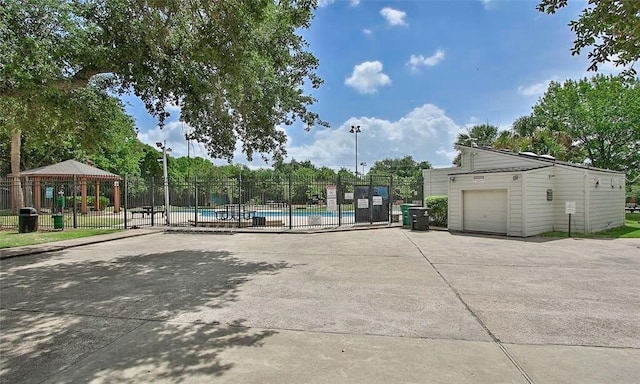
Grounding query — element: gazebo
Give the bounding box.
[12,160,122,214]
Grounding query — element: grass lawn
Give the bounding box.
[0,228,122,249]
[541,213,640,239]
[0,214,123,228]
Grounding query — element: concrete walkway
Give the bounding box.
[1,229,638,383]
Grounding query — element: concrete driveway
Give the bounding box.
[1,229,638,383]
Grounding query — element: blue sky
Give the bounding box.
[128,0,624,171]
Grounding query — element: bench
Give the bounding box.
[129,206,165,217]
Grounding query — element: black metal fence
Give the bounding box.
[0,174,423,231]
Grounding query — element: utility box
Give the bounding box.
[18,207,38,233]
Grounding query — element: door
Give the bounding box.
[463,189,508,234]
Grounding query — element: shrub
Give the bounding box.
[63,196,110,210]
[425,195,448,227]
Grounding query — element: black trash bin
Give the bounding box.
[18,207,38,233]
[408,207,430,231]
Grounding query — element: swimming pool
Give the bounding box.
[200,209,355,218]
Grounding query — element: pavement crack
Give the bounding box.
[404,232,536,384]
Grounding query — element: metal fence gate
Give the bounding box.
[0,174,423,231]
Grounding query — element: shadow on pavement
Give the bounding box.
[0,249,288,383]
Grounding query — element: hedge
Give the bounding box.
[425,195,447,227]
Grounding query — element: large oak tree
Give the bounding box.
[1,0,325,208]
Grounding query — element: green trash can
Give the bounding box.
[400,203,420,228]
[52,213,64,230]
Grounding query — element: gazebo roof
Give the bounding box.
[19,159,121,180]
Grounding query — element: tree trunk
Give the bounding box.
[10,131,24,213]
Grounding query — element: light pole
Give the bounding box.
[349,125,361,176]
[156,141,172,226]
[360,162,367,175]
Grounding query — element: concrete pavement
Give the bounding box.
[1,229,639,383]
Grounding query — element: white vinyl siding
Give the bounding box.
[430,147,626,236]
[463,190,508,233]
[588,171,626,232]
[423,167,469,197]
[523,167,555,236]
[551,167,587,233]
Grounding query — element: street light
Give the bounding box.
[360,162,367,175]
[156,141,172,226]
[349,125,361,176]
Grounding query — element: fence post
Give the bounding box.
[73,175,78,228]
[124,175,128,229]
[369,174,373,224]
[337,174,342,227]
[237,174,242,229]
[288,173,293,230]
[389,175,393,225]
[151,177,155,227]
[194,177,198,228]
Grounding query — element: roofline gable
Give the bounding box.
[456,145,624,174]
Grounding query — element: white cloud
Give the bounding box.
[481,0,492,9]
[407,50,445,72]
[363,28,372,36]
[317,0,336,7]
[380,7,407,27]
[138,103,465,169]
[517,77,558,97]
[286,103,463,170]
[350,0,360,6]
[345,61,391,94]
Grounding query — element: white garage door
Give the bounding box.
[463,189,508,234]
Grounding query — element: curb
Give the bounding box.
[0,229,163,260]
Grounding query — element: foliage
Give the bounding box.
[64,196,110,210]
[532,75,640,180]
[453,124,499,165]
[425,195,448,227]
[537,0,640,77]
[369,156,431,179]
[0,88,144,175]
[0,0,326,162]
[368,156,430,202]
[0,228,121,249]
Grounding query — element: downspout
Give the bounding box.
[584,171,590,234]
[521,171,527,237]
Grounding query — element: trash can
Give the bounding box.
[400,203,420,228]
[18,207,38,233]
[52,213,64,230]
[252,216,266,227]
[408,207,430,231]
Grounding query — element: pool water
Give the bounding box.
[200,209,355,218]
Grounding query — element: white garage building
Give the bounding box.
[424,145,626,237]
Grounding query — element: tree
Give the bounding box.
[1,0,325,207]
[0,87,143,209]
[532,75,640,180]
[537,0,640,76]
[453,124,499,165]
[369,156,431,179]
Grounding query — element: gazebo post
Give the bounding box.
[113,180,121,213]
[81,178,88,215]
[34,178,41,213]
[95,181,100,211]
